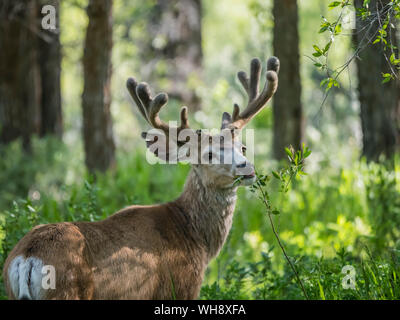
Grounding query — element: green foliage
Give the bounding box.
[315,0,400,87]
[248,145,312,299]
[362,160,400,251]
[0,138,189,299]
[0,139,399,300]
[311,1,351,92]
[201,249,400,300]
[1,0,399,301]
[0,200,40,299]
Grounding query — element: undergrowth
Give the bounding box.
[0,138,399,299]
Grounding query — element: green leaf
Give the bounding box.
[285,147,293,159]
[313,45,323,55]
[318,280,326,300]
[390,53,395,64]
[334,23,342,35]
[303,148,312,158]
[320,78,329,87]
[296,150,301,163]
[272,171,281,180]
[328,1,341,8]
[319,26,329,33]
[271,210,280,215]
[382,77,392,84]
[382,72,393,83]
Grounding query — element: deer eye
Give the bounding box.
[241,146,247,155]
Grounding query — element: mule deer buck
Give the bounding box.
[3,57,279,299]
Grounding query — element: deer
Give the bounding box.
[2,56,279,300]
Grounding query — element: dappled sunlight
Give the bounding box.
[1,0,400,301]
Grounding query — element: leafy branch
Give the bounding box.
[310,0,351,92]
[249,145,312,300]
[312,0,400,94]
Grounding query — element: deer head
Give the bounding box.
[127,56,280,189]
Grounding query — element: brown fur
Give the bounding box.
[2,169,237,299]
[3,57,279,299]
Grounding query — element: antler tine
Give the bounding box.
[249,58,261,100]
[146,91,169,132]
[136,82,153,109]
[230,56,280,129]
[126,77,149,122]
[180,106,190,129]
[126,77,190,136]
[237,59,261,101]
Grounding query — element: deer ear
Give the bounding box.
[221,112,232,129]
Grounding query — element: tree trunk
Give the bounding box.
[143,0,203,110]
[354,0,400,161]
[38,0,62,138]
[272,0,304,160]
[82,0,115,173]
[0,0,42,151]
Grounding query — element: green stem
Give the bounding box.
[256,178,310,300]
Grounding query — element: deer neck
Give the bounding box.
[175,168,237,260]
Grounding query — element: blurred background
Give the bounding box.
[0,0,399,299]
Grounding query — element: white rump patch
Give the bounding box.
[8,255,44,300]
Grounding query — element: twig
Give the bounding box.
[254,177,310,300]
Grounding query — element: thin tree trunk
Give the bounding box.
[354,0,400,161]
[82,0,115,173]
[143,0,203,110]
[272,0,304,160]
[0,0,41,152]
[38,0,62,138]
